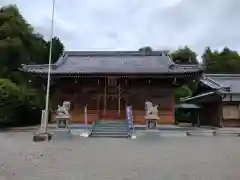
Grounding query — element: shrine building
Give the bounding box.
[20,50,203,125]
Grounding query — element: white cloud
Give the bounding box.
[1,0,240,55]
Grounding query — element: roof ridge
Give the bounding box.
[66,50,169,57]
[201,76,231,92]
[205,73,240,77]
[55,52,68,67]
[204,76,223,87]
[181,91,216,102]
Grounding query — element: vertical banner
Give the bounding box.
[127,106,133,129]
[84,105,88,132]
[130,106,134,132]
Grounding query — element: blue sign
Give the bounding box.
[127,106,133,128]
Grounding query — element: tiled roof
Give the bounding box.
[182,74,240,103]
[20,51,204,75]
[202,74,240,94]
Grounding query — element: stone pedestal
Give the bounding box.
[144,101,159,130]
[56,115,70,129]
[33,110,53,142]
[145,115,159,130]
[33,133,53,142]
[146,119,157,129]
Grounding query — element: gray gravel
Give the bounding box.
[1,131,240,180]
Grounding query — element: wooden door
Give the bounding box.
[98,77,125,120]
[105,95,119,119]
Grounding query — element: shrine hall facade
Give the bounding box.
[21,50,203,125]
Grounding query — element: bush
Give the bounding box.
[0,78,44,127]
[174,85,192,123]
[174,85,192,103]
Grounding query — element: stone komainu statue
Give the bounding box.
[56,101,71,116]
[145,101,159,119]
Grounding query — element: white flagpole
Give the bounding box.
[43,0,56,133]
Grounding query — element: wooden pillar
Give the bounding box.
[118,81,121,115]
[97,95,100,119]
[104,76,107,115]
[219,101,223,127]
[97,78,100,119]
[171,85,175,123]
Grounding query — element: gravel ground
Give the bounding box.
[0,131,240,180]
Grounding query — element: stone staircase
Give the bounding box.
[90,120,130,138]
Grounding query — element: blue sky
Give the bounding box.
[1,0,240,56]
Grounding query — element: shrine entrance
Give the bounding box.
[98,77,126,120]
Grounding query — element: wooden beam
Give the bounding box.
[118,81,121,115]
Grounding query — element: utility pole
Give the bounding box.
[43,0,56,133]
[33,0,56,142]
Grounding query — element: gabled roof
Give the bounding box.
[182,74,240,103]
[20,51,204,75]
[201,74,240,94]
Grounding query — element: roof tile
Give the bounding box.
[20,51,203,75]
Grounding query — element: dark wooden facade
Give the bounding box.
[50,76,175,125]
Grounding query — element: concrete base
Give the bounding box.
[80,132,89,137]
[186,131,215,137]
[33,133,53,142]
[131,135,137,139]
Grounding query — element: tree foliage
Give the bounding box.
[202,47,240,73]
[0,5,64,71]
[167,45,240,73]
[174,85,192,103]
[170,46,198,64]
[0,79,44,126]
[0,5,64,127]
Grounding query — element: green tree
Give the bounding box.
[0,79,44,126]
[202,47,240,73]
[0,5,64,71]
[0,5,64,127]
[138,46,153,55]
[170,46,198,64]
[46,37,64,64]
[174,85,192,103]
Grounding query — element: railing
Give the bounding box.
[126,106,134,133]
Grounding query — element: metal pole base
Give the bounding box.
[33,133,53,142]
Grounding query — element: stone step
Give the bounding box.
[95,121,128,125]
[90,134,129,138]
[98,119,126,121]
[91,131,129,135]
[96,122,128,126]
[94,127,128,130]
[94,124,129,128]
[92,128,129,132]
[90,120,130,138]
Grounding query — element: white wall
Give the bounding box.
[222,105,240,119]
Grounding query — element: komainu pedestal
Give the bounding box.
[56,101,71,129]
[144,101,159,129]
